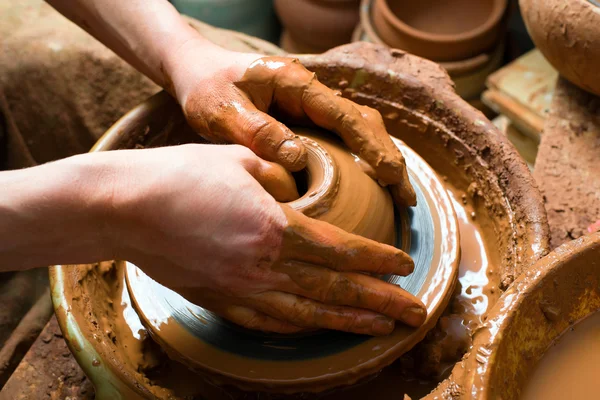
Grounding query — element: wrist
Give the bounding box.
[0,153,125,269]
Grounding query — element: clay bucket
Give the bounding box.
[520,0,600,96]
[371,0,508,62]
[447,233,600,400]
[353,0,506,100]
[49,42,549,398]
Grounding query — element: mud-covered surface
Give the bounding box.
[533,78,600,249]
[0,317,95,400]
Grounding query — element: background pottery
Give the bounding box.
[371,0,508,61]
[171,0,280,42]
[275,0,360,53]
[455,233,600,400]
[50,42,550,398]
[520,0,600,97]
[354,0,506,101]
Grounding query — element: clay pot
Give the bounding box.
[275,0,360,53]
[520,0,600,96]
[452,233,600,400]
[372,0,508,61]
[354,0,506,100]
[286,129,396,244]
[50,43,550,398]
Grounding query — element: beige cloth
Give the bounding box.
[0,0,283,170]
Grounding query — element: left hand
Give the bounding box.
[165,40,417,208]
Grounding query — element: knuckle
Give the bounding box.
[378,291,396,315]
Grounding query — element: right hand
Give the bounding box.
[111,144,426,335]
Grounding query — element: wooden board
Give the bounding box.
[483,49,558,139]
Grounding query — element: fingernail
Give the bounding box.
[400,306,427,327]
[402,260,415,275]
[371,316,395,336]
[277,140,307,171]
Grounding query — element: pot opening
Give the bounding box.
[386,0,496,36]
[292,168,310,198]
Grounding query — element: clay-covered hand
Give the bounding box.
[115,145,426,336]
[166,43,417,207]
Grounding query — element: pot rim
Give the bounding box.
[357,0,497,75]
[462,232,600,399]
[374,0,508,44]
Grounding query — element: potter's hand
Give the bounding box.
[168,45,417,207]
[116,145,426,336]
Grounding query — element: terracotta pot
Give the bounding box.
[354,0,506,100]
[280,29,323,54]
[451,233,600,400]
[50,43,550,398]
[372,0,508,61]
[275,0,360,52]
[520,0,600,97]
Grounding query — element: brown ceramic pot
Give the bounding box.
[50,43,550,399]
[354,0,506,100]
[372,0,508,61]
[275,0,360,53]
[520,0,600,97]
[449,233,600,400]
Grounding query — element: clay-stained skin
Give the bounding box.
[521,311,600,400]
[236,57,417,207]
[319,185,493,399]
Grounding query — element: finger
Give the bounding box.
[242,156,300,202]
[357,105,417,207]
[275,262,426,326]
[218,305,306,334]
[280,206,414,275]
[238,57,416,206]
[187,92,307,171]
[247,291,397,336]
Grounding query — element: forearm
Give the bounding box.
[44,0,223,93]
[0,154,119,271]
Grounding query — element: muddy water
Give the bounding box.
[521,311,600,400]
[319,187,495,399]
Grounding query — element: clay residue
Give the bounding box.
[533,78,600,249]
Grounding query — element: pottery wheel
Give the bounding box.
[125,137,460,393]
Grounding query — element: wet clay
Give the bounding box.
[521,311,600,400]
[121,135,459,394]
[318,184,496,399]
[51,43,550,399]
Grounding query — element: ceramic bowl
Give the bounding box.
[371,0,508,61]
[354,0,506,100]
[275,0,360,52]
[451,233,600,399]
[520,0,600,96]
[50,42,550,398]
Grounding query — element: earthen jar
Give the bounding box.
[520,0,600,96]
[372,0,508,61]
[453,233,600,400]
[275,0,360,53]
